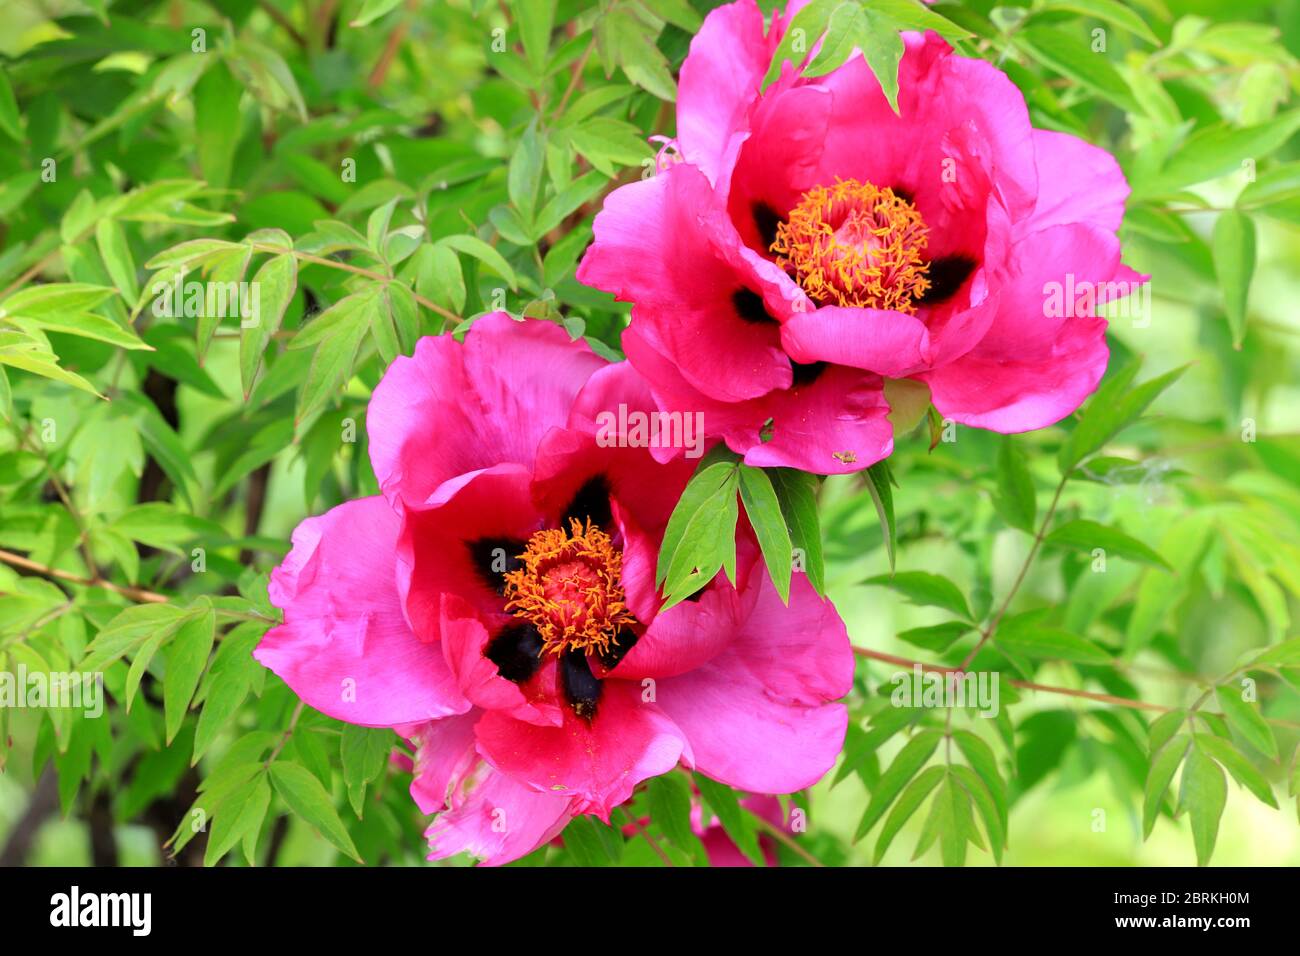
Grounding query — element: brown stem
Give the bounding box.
[958,476,1068,671]
[0,547,169,604]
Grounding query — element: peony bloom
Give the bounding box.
[577,0,1145,475]
[254,315,853,865]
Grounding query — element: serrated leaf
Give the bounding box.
[738,465,793,602]
[1144,733,1189,838]
[269,761,363,863]
[163,604,216,745]
[994,437,1036,532]
[1211,210,1255,347]
[864,571,972,621]
[1044,519,1171,569]
[1194,733,1278,809]
[1180,744,1227,866]
[854,729,942,842]
[769,468,824,596]
[1214,684,1278,759]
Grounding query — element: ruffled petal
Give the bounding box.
[577,165,792,402]
[675,0,779,182]
[922,223,1137,432]
[654,572,853,793]
[1022,129,1131,234]
[623,324,894,474]
[474,680,688,820]
[405,714,479,814]
[367,314,605,507]
[425,759,576,866]
[256,496,470,726]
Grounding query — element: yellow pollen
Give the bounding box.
[771,179,931,313]
[502,518,634,657]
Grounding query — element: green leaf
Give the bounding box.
[1015,26,1140,113]
[1211,210,1256,347]
[874,764,945,863]
[738,465,793,603]
[0,68,21,141]
[1251,637,1300,667]
[1058,363,1189,474]
[1144,733,1189,838]
[1044,519,1171,569]
[763,0,836,87]
[241,253,297,397]
[769,468,825,596]
[1214,684,1278,759]
[993,437,1036,532]
[194,59,242,192]
[517,0,556,74]
[8,311,148,351]
[437,234,518,290]
[1035,0,1159,44]
[350,0,404,27]
[995,615,1111,664]
[269,761,363,863]
[864,571,972,621]
[896,621,973,653]
[644,773,698,854]
[863,460,897,570]
[561,814,623,865]
[950,763,1004,863]
[83,604,196,672]
[1180,743,1227,866]
[204,774,270,867]
[854,729,942,841]
[695,774,764,866]
[1140,111,1300,196]
[95,218,140,304]
[508,119,546,224]
[340,724,392,816]
[803,4,868,79]
[655,447,741,610]
[1194,733,1279,809]
[163,604,216,745]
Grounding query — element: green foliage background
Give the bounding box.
[1,0,1299,866]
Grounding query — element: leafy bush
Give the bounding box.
[1,0,1298,867]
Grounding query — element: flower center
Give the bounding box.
[502,518,634,657]
[771,179,931,313]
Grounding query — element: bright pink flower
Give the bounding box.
[254,315,853,865]
[577,0,1145,475]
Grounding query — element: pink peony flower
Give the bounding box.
[254,315,854,865]
[577,0,1146,475]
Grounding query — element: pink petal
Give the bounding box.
[367,314,605,508]
[577,165,792,402]
[439,594,563,727]
[1023,129,1131,234]
[425,759,576,866]
[654,572,853,793]
[922,223,1136,432]
[779,304,932,377]
[394,463,543,642]
[474,680,688,820]
[675,0,778,182]
[256,496,470,726]
[405,714,479,814]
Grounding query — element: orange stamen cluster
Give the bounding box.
[771,179,931,313]
[503,518,633,656]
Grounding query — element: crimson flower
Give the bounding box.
[577,0,1145,474]
[255,315,853,865]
